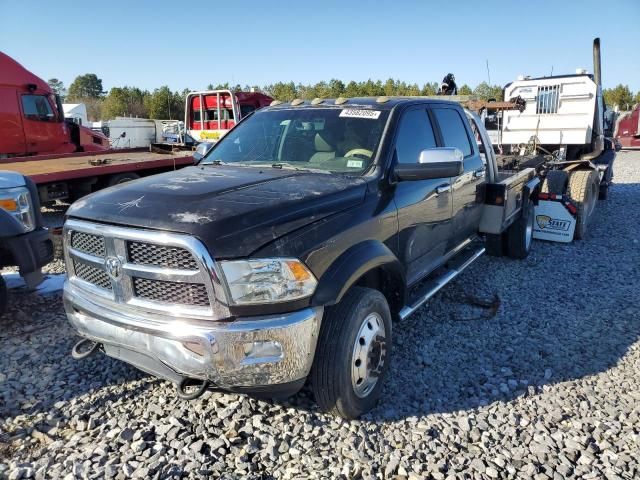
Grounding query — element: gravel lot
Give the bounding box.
[1,152,639,479]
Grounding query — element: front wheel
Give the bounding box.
[311,287,392,419]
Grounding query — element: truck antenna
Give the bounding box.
[486,60,491,85]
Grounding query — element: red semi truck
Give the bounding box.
[615,104,640,149]
[0,52,110,157]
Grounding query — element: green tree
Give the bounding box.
[421,82,439,96]
[458,84,473,95]
[47,78,65,98]
[473,82,503,101]
[144,86,183,119]
[67,74,104,100]
[102,87,149,119]
[265,82,298,101]
[603,84,634,110]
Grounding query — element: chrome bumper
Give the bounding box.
[63,281,323,390]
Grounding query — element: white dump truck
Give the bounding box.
[486,38,616,243]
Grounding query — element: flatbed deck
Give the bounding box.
[0,148,194,184]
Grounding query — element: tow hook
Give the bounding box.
[71,338,100,360]
[176,378,209,400]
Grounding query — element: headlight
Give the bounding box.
[0,187,35,233]
[220,258,317,305]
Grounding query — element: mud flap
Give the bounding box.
[533,195,577,243]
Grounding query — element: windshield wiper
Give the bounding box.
[257,162,331,174]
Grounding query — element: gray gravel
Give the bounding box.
[2,153,640,479]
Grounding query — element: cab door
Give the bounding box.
[20,94,65,154]
[393,107,454,285]
[432,106,486,245]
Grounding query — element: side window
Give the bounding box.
[433,108,473,157]
[395,109,437,164]
[21,95,55,122]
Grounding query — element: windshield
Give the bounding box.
[201,107,390,174]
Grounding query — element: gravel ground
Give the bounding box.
[1,153,639,479]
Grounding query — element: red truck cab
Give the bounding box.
[0,52,108,158]
[186,89,273,143]
[615,104,640,150]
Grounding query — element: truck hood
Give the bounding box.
[67,165,367,257]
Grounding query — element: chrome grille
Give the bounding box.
[64,219,229,319]
[73,260,112,291]
[127,242,198,269]
[133,277,209,306]
[71,232,105,257]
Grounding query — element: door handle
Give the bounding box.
[436,184,451,194]
[474,169,486,178]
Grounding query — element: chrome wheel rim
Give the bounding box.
[351,312,386,398]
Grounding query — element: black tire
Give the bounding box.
[0,275,7,318]
[506,201,535,259]
[485,233,505,257]
[541,170,569,195]
[567,170,599,240]
[310,287,392,419]
[106,172,140,187]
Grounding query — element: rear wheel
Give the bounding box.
[541,170,569,195]
[567,170,599,240]
[311,287,392,419]
[0,276,7,318]
[506,201,534,259]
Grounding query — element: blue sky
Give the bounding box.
[1,0,639,93]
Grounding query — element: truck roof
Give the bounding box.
[0,51,50,92]
[267,96,461,111]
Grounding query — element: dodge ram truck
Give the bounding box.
[62,97,539,418]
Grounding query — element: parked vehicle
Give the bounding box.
[185,89,273,143]
[0,52,109,158]
[62,96,539,418]
[614,103,640,149]
[0,171,53,315]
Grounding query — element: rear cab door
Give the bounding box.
[431,105,486,244]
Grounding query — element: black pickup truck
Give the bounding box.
[62,97,539,418]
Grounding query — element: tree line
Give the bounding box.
[48,74,640,122]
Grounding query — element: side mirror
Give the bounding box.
[193,142,214,163]
[394,148,464,181]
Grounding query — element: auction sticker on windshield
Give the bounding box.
[339,109,381,119]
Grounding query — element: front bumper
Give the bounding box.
[0,227,53,288]
[64,281,323,392]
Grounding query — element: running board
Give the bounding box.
[399,246,485,320]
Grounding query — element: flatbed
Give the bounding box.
[0,148,193,202]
